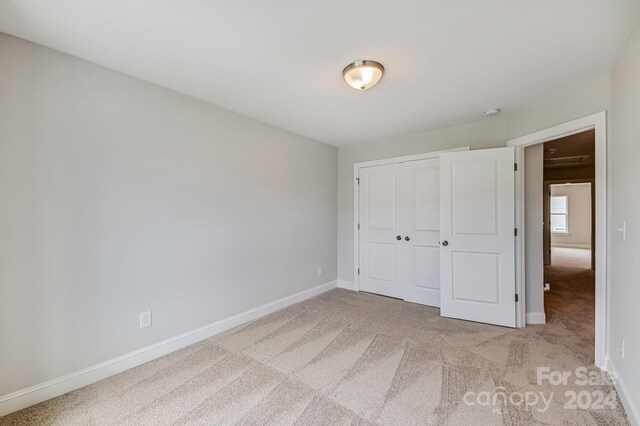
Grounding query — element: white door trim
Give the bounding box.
[507,111,607,368]
[353,147,469,292]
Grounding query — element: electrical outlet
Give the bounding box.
[139,311,152,329]
[620,339,625,359]
[544,283,551,292]
[317,266,323,276]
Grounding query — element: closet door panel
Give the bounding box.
[402,159,441,307]
[358,164,403,298]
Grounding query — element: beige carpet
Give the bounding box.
[550,247,592,269]
[545,247,596,366]
[1,286,628,425]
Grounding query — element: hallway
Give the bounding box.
[544,248,595,363]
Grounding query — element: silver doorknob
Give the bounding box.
[441,240,449,246]
[396,235,402,240]
[405,236,410,241]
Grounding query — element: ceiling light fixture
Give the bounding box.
[483,108,501,117]
[343,60,385,90]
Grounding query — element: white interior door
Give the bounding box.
[439,147,516,327]
[359,163,403,298]
[402,159,441,307]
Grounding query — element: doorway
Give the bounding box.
[508,112,607,368]
[546,182,593,269]
[541,131,596,363]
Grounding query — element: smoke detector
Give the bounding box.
[483,108,501,117]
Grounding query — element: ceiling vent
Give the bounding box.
[543,155,590,168]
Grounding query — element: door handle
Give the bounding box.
[405,236,410,241]
[396,235,402,240]
[441,240,449,246]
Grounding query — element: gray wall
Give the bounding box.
[524,144,544,318]
[610,18,640,410]
[506,74,612,140]
[0,34,337,396]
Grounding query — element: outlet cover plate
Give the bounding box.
[140,311,152,328]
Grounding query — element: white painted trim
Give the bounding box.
[507,111,607,369]
[353,147,470,293]
[337,280,356,291]
[0,280,338,417]
[353,164,360,292]
[352,148,469,170]
[525,312,546,325]
[605,356,640,426]
[551,243,591,249]
[514,143,527,327]
[507,112,604,146]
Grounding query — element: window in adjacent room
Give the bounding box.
[550,195,568,233]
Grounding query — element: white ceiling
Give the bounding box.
[1,1,638,146]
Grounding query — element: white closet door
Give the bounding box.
[402,159,441,307]
[358,163,403,298]
[439,147,516,327]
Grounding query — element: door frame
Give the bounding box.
[353,147,469,292]
[545,179,595,268]
[507,111,607,368]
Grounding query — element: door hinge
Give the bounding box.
[356,177,360,185]
[515,294,519,303]
[357,223,360,230]
[514,163,518,171]
[514,228,518,237]
[358,268,360,275]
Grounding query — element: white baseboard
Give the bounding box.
[526,312,546,324]
[337,280,357,291]
[0,280,337,417]
[551,243,591,249]
[605,356,639,425]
